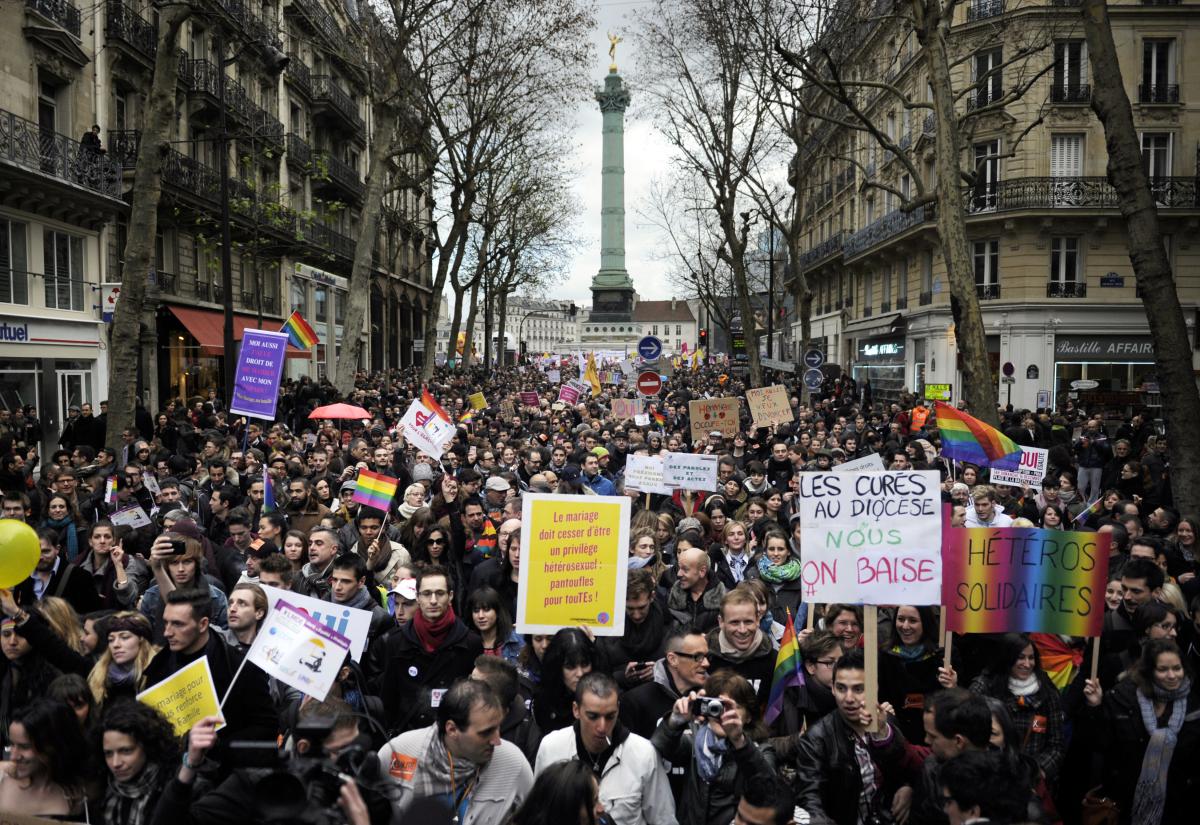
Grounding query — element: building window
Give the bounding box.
[43,230,84,311]
[973,239,1000,298]
[1053,41,1089,102]
[972,140,1000,210]
[881,264,892,306]
[1141,39,1176,103]
[1049,237,1081,297]
[290,280,306,314]
[315,286,327,322]
[0,219,29,305]
[921,251,933,295]
[675,324,681,335]
[972,47,1003,108]
[652,324,658,335]
[864,270,874,310]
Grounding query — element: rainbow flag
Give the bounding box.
[458,409,476,425]
[1031,633,1082,691]
[1074,496,1105,525]
[765,610,805,726]
[933,401,1022,470]
[421,386,452,424]
[653,410,666,427]
[263,479,276,513]
[105,475,119,505]
[475,519,497,560]
[281,311,319,350]
[352,469,399,512]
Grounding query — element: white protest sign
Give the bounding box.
[798,470,941,604]
[833,452,886,473]
[400,399,456,457]
[259,584,372,662]
[143,475,161,496]
[547,369,561,383]
[246,599,351,700]
[623,454,672,495]
[663,452,719,491]
[988,446,1048,488]
[760,356,796,373]
[634,413,650,427]
[110,505,153,528]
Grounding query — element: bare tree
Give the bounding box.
[1079,0,1200,513]
[106,6,192,446]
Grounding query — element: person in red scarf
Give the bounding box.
[376,564,482,735]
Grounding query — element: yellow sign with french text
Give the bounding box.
[468,392,487,410]
[137,656,225,736]
[516,494,629,636]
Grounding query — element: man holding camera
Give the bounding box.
[377,679,532,825]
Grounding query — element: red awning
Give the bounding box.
[166,306,311,360]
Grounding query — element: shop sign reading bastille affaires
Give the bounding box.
[1054,335,1154,362]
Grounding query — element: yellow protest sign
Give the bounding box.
[688,397,740,443]
[516,494,630,636]
[137,656,224,736]
[746,385,793,428]
[468,392,487,410]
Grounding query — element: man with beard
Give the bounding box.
[16,527,100,614]
[285,476,330,535]
[598,568,668,689]
[377,679,532,824]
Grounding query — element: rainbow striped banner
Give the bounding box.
[281,311,319,350]
[942,525,1110,636]
[352,470,399,513]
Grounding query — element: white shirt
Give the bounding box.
[964,505,1013,528]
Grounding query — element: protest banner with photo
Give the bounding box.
[468,392,487,410]
[746,385,793,427]
[688,397,740,443]
[519,391,540,407]
[400,399,456,457]
[833,453,886,473]
[623,454,672,495]
[663,452,719,491]
[611,398,641,420]
[557,384,580,405]
[517,493,629,636]
[110,505,152,528]
[941,526,1110,636]
[245,599,351,700]
[798,470,942,604]
[499,399,516,419]
[260,584,372,662]
[137,657,224,736]
[229,329,289,420]
[988,446,1049,488]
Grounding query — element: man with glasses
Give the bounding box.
[772,630,843,737]
[620,628,709,743]
[119,464,155,515]
[378,565,482,735]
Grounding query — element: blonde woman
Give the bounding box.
[36,598,85,655]
[87,612,158,707]
[628,527,668,590]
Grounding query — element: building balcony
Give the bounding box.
[967,0,1004,21]
[105,0,156,63]
[965,175,1198,212]
[919,290,932,306]
[161,148,221,203]
[821,302,832,314]
[26,0,81,37]
[285,56,312,98]
[315,152,365,201]
[1051,83,1090,104]
[0,107,122,198]
[801,231,846,267]
[896,296,908,309]
[1047,280,1087,298]
[976,283,1001,300]
[966,86,1004,111]
[862,306,873,318]
[155,271,177,296]
[880,300,891,313]
[835,166,855,190]
[1142,0,1181,5]
[288,0,342,47]
[240,291,280,314]
[899,132,912,150]
[844,204,931,259]
[286,133,312,169]
[108,129,139,169]
[807,181,833,214]
[1139,83,1180,104]
[922,113,936,136]
[252,107,285,150]
[312,76,364,133]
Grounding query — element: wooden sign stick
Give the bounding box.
[864,604,880,734]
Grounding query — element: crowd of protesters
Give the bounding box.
[0,358,1193,825]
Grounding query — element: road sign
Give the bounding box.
[803,349,824,369]
[803,368,823,391]
[637,371,663,396]
[1002,361,1015,377]
[1001,376,1016,384]
[637,336,663,361]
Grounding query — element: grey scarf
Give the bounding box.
[104,763,162,825]
[412,728,479,807]
[1132,677,1191,824]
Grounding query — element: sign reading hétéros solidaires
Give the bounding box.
[798,470,942,604]
[517,494,630,636]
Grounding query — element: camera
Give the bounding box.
[690,697,725,718]
[168,539,187,555]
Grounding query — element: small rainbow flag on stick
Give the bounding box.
[1074,496,1105,525]
[933,401,1022,471]
[352,470,399,512]
[764,609,805,726]
[281,311,319,350]
[653,410,666,427]
[421,386,452,424]
[458,409,476,425]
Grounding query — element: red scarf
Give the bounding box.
[412,605,457,654]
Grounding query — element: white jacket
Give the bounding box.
[534,726,677,825]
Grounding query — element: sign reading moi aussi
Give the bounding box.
[517,494,630,636]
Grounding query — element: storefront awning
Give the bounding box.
[166,306,311,360]
[843,312,904,338]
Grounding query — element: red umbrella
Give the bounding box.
[308,402,371,420]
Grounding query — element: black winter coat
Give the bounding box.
[793,711,902,825]
[377,619,481,735]
[651,722,778,825]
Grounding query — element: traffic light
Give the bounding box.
[699,328,708,347]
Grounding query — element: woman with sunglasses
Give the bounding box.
[411,526,465,612]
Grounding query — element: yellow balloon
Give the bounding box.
[0,520,40,588]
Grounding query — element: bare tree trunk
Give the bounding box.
[1081,0,1200,513]
[462,279,481,366]
[335,108,398,394]
[495,287,510,367]
[106,7,190,444]
[447,281,467,368]
[421,207,473,379]
[921,9,1001,426]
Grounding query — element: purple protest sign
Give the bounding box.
[229,329,289,420]
[558,384,580,405]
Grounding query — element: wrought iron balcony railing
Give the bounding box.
[835,166,855,190]
[316,152,365,199]
[108,129,140,169]
[895,296,908,309]
[289,0,342,47]
[919,290,932,306]
[285,56,312,98]
[976,283,1001,299]
[966,86,1004,111]
[880,300,891,313]
[1047,281,1087,298]
[967,0,1005,21]
[312,76,364,132]
[0,108,121,197]
[156,271,177,295]
[964,176,1199,211]
[26,0,81,37]
[286,133,312,168]
[1051,84,1091,103]
[1139,83,1180,104]
[800,231,846,267]
[105,0,156,61]
[844,204,931,258]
